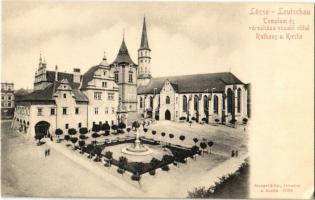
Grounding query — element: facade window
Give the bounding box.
[139,97,143,108]
[227,88,234,113]
[108,93,114,101]
[51,108,55,115]
[129,105,132,109]
[1,96,4,100]
[63,93,66,98]
[94,92,102,100]
[103,70,107,76]
[37,108,43,116]
[149,96,153,108]
[105,107,108,114]
[1,102,4,107]
[95,107,98,115]
[183,95,188,112]
[78,123,82,128]
[204,95,209,113]
[213,95,219,114]
[194,95,199,111]
[8,102,11,107]
[112,107,115,114]
[102,81,107,88]
[237,88,242,113]
[8,96,11,100]
[166,96,170,104]
[75,107,79,114]
[114,72,119,82]
[129,73,133,83]
[65,124,69,129]
[63,107,67,115]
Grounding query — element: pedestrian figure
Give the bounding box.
[235,150,238,157]
[231,150,235,157]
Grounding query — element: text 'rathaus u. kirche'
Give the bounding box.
[12,17,250,136]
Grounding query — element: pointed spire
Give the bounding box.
[140,16,150,50]
[100,51,108,66]
[103,51,107,60]
[39,51,42,64]
[112,35,136,65]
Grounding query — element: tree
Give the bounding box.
[101,122,110,135]
[55,128,63,143]
[199,142,207,156]
[79,127,88,135]
[132,121,140,130]
[118,122,126,133]
[68,128,77,137]
[34,131,45,145]
[64,135,70,144]
[92,124,101,133]
[161,132,166,145]
[118,156,128,174]
[193,137,199,145]
[78,140,85,153]
[126,127,131,137]
[93,146,103,162]
[91,132,100,144]
[207,141,214,154]
[70,137,78,150]
[134,162,145,181]
[191,145,200,160]
[152,130,157,140]
[105,151,113,166]
[179,135,185,143]
[143,128,148,137]
[111,124,118,134]
[168,133,174,145]
[86,144,94,158]
[150,158,160,169]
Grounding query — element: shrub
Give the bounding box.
[202,117,207,122]
[79,127,88,135]
[229,119,237,124]
[161,165,170,171]
[243,118,248,124]
[179,116,186,121]
[68,128,77,136]
[131,173,141,181]
[149,169,156,176]
[215,118,220,123]
[104,130,110,136]
[117,168,124,174]
[191,117,196,121]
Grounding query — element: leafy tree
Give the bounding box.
[150,158,160,170]
[118,156,128,174]
[118,122,126,132]
[207,141,214,154]
[169,133,174,145]
[179,135,185,143]
[101,122,110,134]
[55,128,63,143]
[152,130,157,140]
[193,137,199,145]
[105,151,113,166]
[132,121,140,130]
[68,128,77,137]
[126,127,131,137]
[191,145,200,160]
[215,118,220,123]
[70,137,78,150]
[161,132,166,145]
[91,132,100,144]
[200,142,207,156]
[143,128,148,137]
[92,124,101,133]
[93,146,103,162]
[111,124,118,134]
[79,127,88,135]
[86,144,94,158]
[79,134,87,140]
[78,140,85,153]
[242,118,248,124]
[135,162,145,176]
[64,135,70,143]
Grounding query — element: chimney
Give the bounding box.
[73,68,81,83]
[55,65,58,82]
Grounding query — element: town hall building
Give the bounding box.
[12,17,250,137]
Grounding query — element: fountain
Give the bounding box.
[122,128,153,156]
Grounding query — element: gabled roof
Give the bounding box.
[46,71,75,83]
[137,72,243,94]
[140,17,150,50]
[16,81,88,103]
[81,65,99,90]
[111,38,136,65]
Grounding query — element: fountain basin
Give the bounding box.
[122,143,153,156]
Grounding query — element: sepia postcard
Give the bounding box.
[1,1,314,199]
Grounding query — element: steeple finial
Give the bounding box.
[39,51,42,63]
[103,51,107,60]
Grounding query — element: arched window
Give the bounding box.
[227,88,234,113]
[149,96,153,108]
[213,95,218,114]
[140,97,143,108]
[194,95,199,111]
[203,95,208,113]
[237,88,242,113]
[166,96,170,104]
[183,95,188,112]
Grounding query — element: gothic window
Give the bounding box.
[227,88,234,113]
[237,88,242,113]
[194,95,199,111]
[213,95,218,114]
[140,97,143,108]
[129,73,133,83]
[204,95,209,113]
[183,95,188,112]
[149,96,153,108]
[166,96,170,104]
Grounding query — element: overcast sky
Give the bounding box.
[2,1,248,89]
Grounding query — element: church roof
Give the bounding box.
[137,72,243,94]
[111,38,136,65]
[140,17,150,50]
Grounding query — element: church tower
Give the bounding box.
[110,35,138,122]
[137,17,152,87]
